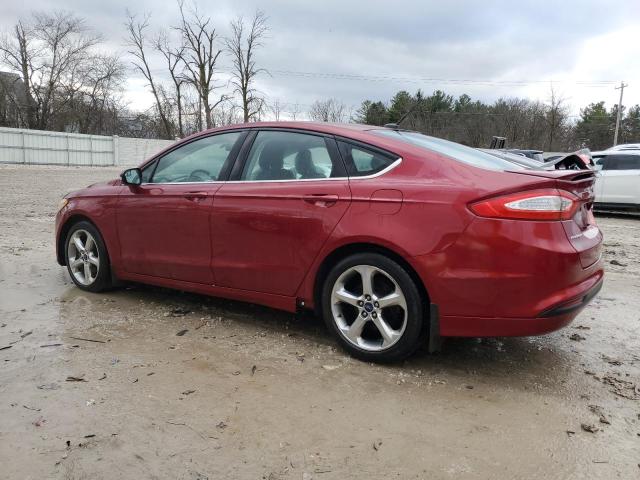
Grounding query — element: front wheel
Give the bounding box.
[64,221,112,292]
[321,253,427,362]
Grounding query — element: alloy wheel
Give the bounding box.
[330,264,408,351]
[67,229,100,286]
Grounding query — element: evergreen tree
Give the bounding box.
[354,100,389,125]
[574,102,614,150]
[387,90,413,122]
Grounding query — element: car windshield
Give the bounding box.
[371,130,526,171]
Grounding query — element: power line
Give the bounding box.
[267,69,618,87]
[144,65,618,88]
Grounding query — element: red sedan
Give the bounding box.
[55,122,603,362]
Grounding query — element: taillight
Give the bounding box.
[469,189,579,221]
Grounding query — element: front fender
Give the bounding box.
[55,194,121,267]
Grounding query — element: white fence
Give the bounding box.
[0,126,175,167]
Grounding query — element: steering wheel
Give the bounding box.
[187,169,212,182]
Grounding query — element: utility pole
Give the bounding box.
[613,81,628,146]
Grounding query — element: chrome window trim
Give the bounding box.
[349,157,402,181]
[224,157,402,184]
[135,158,402,185]
[139,180,225,186]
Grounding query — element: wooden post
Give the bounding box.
[113,135,119,166]
[21,130,26,164]
[89,136,93,166]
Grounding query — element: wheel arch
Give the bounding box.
[57,214,107,266]
[313,242,431,316]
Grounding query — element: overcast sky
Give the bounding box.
[2,0,639,120]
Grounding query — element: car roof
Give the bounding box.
[201,121,377,136]
[606,143,640,151]
[592,150,640,156]
[192,121,414,156]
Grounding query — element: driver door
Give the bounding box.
[116,131,245,284]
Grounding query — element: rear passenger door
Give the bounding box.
[598,154,640,204]
[211,129,351,296]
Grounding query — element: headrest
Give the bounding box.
[295,149,312,165]
[258,142,285,171]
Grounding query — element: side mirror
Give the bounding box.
[121,168,142,186]
[594,164,603,171]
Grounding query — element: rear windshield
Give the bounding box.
[371,130,524,171]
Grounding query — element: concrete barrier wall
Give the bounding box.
[0,126,175,167]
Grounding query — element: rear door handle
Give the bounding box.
[183,191,209,202]
[302,194,339,207]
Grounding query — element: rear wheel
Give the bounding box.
[321,253,427,362]
[65,221,112,292]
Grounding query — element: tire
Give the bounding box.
[321,252,427,363]
[64,221,112,293]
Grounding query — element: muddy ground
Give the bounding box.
[0,164,638,479]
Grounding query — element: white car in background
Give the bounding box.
[592,150,640,210]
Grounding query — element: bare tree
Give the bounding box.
[73,53,126,133]
[32,12,99,129]
[212,99,242,126]
[0,12,100,130]
[225,11,268,123]
[125,12,173,138]
[309,98,347,122]
[289,102,302,120]
[155,30,186,137]
[176,0,225,129]
[269,98,282,121]
[545,84,568,151]
[0,21,35,127]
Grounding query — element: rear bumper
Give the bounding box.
[439,276,603,337]
[409,215,604,337]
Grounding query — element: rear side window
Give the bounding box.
[602,154,640,170]
[372,129,523,171]
[241,131,345,181]
[337,141,396,177]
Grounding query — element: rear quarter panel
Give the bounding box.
[295,147,560,307]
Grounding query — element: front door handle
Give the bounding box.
[302,194,339,207]
[183,192,209,202]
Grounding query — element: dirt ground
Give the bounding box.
[0,164,639,480]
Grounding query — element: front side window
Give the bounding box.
[241,131,343,180]
[141,160,156,182]
[337,141,396,177]
[593,155,607,170]
[150,132,242,183]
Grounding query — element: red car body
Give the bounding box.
[55,122,603,338]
